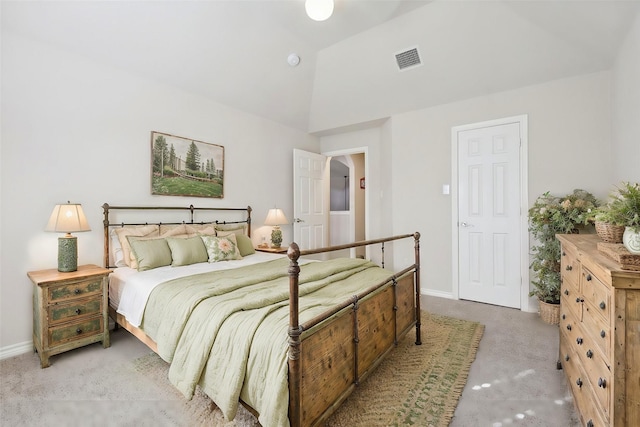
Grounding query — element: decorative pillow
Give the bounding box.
[127,237,172,272]
[201,234,243,262]
[215,224,246,236]
[185,223,216,236]
[110,229,125,267]
[166,236,208,266]
[159,224,189,237]
[235,233,256,256]
[114,225,160,268]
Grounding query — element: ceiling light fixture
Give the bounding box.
[305,0,334,22]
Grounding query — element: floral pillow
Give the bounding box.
[201,234,242,262]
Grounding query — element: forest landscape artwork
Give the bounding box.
[151,131,224,198]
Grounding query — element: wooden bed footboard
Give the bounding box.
[287,233,421,427]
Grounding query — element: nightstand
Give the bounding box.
[255,246,288,254]
[27,264,111,368]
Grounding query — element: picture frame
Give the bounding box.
[151,131,224,198]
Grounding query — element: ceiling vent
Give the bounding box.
[394,46,422,71]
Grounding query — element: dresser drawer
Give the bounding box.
[48,316,104,347]
[561,284,582,323]
[581,267,610,322]
[576,337,611,420]
[562,341,598,423]
[48,298,103,326]
[48,278,103,303]
[561,244,581,291]
[582,303,611,361]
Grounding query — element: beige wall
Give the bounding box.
[0,33,318,354]
[612,12,640,184]
[321,72,614,302]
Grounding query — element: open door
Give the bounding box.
[293,149,329,250]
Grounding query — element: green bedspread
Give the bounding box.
[140,257,394,427]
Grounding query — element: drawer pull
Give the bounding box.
[587,421,594,427]
[577,337,583,345]
[600,330,606,338]
[562,251,566,256]
[562,314,566,320]
[586,349,593,359]
[565,354,570,362]
[74,289,81,294]
[566,324,572,331]
[76,328,83,334]
[598,377,607,388]
[75,309,81,315]
[566,265,573,271]
[564,289,569,296]
[599,301,606,310]
[576,378,583,388]
[586,274,592,281]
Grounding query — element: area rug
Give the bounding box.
[133,312,484,427]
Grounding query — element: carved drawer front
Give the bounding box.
[581,268,610,322]
[560,303,581,344]
[48,316,103,347]
[581,303,611,361]
[561,246,581,290]
[561,283,582,323]
[48,298,102,326]
[48,278,103,303]
[577,335,611,420]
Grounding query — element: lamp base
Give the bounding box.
[270,226,283,248]
[58,235,78,272]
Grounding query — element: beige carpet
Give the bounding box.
[133,312,484,427]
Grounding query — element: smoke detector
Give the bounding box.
[394,46,422,71]
[287,53,301,67]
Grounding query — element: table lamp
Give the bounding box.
[45,202,91,272]
[264,208,288,248]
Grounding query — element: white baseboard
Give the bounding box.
[0,340,33,361]
[421,289,455,300]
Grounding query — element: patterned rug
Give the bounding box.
[133,312,484,426]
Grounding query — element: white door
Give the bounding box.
[293,149,329,250]
[457,122,522,308]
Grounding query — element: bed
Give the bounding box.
[103,203,421,427]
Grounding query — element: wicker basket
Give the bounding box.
[539,300,560,325]
[595,221,625,243]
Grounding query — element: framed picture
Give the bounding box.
[151,131,224,198]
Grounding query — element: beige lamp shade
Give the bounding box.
[45,202,91,272]
[264,208,288,226]
[45,203,91,235]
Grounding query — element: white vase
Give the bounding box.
[622,226,640,254]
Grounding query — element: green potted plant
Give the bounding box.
[528,189,599,323]
[603,182,640,253]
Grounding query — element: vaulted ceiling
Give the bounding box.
[3,1,639,132]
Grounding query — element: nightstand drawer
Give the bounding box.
[48,298,102,325]
[48,316,104,347]
[48,278,103,303]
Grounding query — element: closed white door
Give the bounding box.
[293,149,329,250]
[457,122,522,308]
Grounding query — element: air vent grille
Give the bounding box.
[395,47,422,71]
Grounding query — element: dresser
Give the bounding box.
[27,264,111,368]
[557,234,640,426]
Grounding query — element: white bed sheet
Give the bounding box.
[110,252,286,327]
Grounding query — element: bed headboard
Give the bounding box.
[102,203,252,269]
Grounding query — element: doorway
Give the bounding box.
[293,148,368,258]
[451,115,530,310]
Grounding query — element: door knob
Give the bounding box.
[460,222,473,227]
[293,218,305,223]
